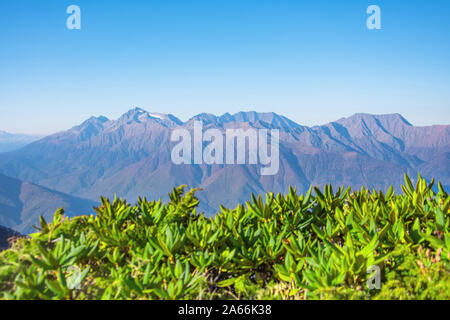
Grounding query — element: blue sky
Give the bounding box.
[1,0,449,134]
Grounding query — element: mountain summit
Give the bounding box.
[187,111,302,131]
[117,107,183,127]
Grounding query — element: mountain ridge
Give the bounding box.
[0,131,42,153]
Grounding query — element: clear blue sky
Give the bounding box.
[1,0,449,134]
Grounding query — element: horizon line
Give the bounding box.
[2,108,449,137]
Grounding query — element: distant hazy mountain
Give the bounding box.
[0,173,96,234]
[0,224,21,250]
[0,108,448,216]
[0,131,41,153]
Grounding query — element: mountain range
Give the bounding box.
[0,131,41,153]
[0,108,448,233]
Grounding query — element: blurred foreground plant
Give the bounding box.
[0,175,448,300]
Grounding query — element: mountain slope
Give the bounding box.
[0,109,448,216]
[0,225,21,250]
[0,173,96,234]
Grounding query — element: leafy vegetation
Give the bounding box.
[0,174,449,300]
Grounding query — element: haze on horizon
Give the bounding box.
[1,0,449,135]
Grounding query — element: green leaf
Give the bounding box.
[358,235,379,258]
[217,278,237,287]
[404,174,415,194]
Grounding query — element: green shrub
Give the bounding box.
[0,174,449,300]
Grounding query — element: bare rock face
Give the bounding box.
[0,109,448,219]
